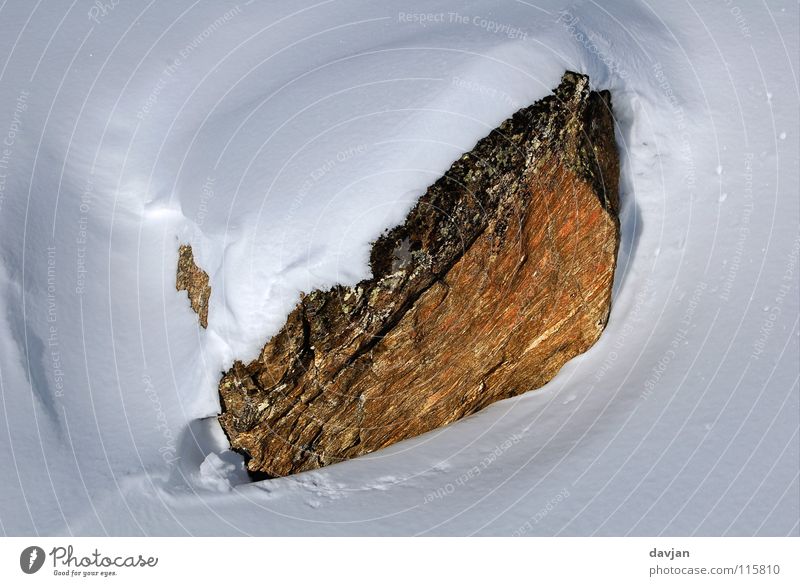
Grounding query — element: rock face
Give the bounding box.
[176,244,211,328]
[218,71,620,477]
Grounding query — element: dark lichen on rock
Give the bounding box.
[218,71,621,477]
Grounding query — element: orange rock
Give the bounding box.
[218,71,620,477]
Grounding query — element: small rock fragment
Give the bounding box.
[176,244,211,328]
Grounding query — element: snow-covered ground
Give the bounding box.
[0,0,796,536]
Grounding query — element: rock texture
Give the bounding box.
[218,71,620,477]
[176,244,211,328]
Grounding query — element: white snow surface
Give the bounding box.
[0,0,797,536]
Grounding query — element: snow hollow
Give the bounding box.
[0,0,797,536]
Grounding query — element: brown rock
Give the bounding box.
[218,71,620,477]
[176,244,211,328]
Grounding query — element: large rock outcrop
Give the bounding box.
[218,71,620,477]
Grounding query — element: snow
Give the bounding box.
[0,0,797,536]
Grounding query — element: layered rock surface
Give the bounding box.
[218,71,620,477]
[176,244,211,328]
